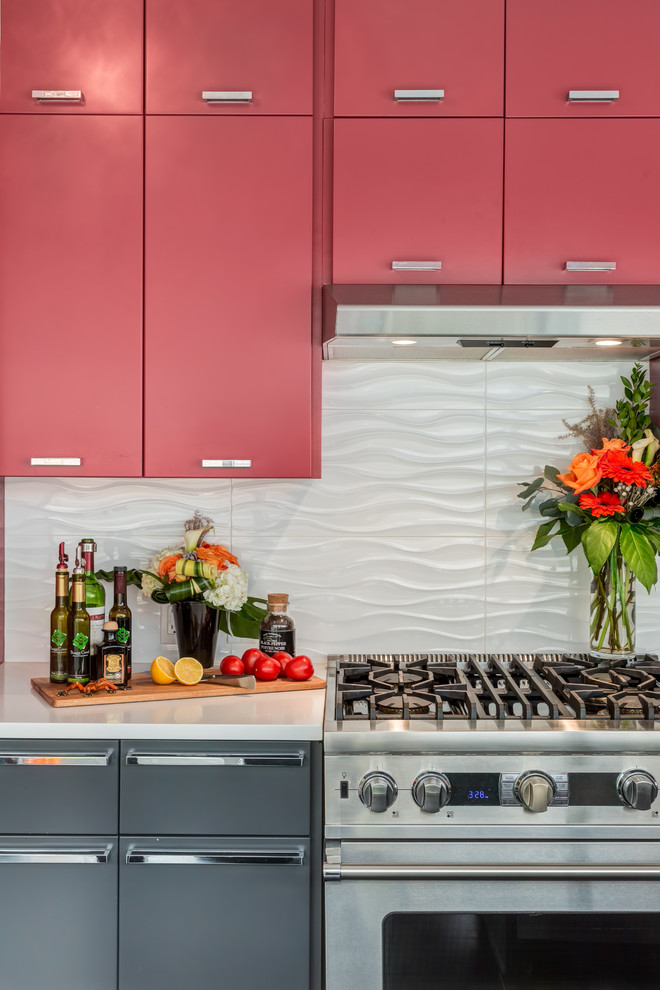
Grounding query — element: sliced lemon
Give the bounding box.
[151,656,176,685]
[174,656,204,686]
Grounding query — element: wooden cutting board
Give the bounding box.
[31,671,326,708]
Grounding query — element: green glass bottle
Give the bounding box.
[49,542,70,684]
[108,566,132,681]
[78,538,105,678]
[68,564,91,685]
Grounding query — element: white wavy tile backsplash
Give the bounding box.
[4,360,660,662]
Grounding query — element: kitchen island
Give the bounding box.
[0,662,324,990]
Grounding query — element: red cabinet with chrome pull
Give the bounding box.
[0,0,143,114]
[504,119,660,284]
[333,118,503,284]
[145,0,313,115]
[144,116,313,478]
[506,0,660,118]
[0,116,143,477]
[333,0,504,118]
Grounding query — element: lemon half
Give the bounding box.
[151,656,176,685]
[174,656,204,686]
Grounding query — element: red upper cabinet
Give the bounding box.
[0,0,143,114]
[0,116,143,476]
[334,0,504,117]
[504,119,660,284]
[507,0,660,118]
[146,0,313,115]
[333,119,503,284]
[144,116,313,478]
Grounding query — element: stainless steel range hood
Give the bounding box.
[323,284,660,361]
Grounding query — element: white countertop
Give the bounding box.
[0,662,326,741]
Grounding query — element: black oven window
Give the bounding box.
[382,913,660,990]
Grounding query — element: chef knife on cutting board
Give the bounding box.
[200,672,256,689]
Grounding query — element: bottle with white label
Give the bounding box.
[259,593,296,656]
[77,538,105,679]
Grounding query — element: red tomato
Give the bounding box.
[253,656,281,681]
[220,655,245,676]
[284,656,314,681]
[241,648,266,675]
[271,651,293,676]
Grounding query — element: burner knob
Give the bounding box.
[412,773,451,814]
[618,770,658,811]
[358,772,397,813]
[515,772,555,814]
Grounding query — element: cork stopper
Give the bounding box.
[103,621,119,632]
[267,593,289,612]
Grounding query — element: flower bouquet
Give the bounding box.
[518,364,660,660]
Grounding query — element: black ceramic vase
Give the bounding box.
[171,601,220,668]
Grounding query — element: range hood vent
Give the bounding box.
[323,284,660,361]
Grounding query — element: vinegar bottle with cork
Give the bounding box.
[49,542,70,684]
[259,594,295,657]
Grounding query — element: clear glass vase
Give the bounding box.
[589,548,636,662]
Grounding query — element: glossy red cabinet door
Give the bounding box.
[507,0,660,118]
[0,0,143,114]
[0,116,143,476]
[505,120,660,284]
[333,119,503,284]
[144,117,313,478]
[334,0,504,117]
[146,0,313,114]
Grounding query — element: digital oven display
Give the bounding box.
[449,773,501,806]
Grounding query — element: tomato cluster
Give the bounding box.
[220,649,314,682]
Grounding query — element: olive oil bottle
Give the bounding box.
[68,558,91,684]
[49,542,70,684]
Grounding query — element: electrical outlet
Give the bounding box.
[160,605,176,644]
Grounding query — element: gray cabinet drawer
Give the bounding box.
[120,740,311,835]
[119,836,310,990]
[0,739,119,834]
[0,835,118,990]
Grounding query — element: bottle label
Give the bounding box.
[51,630,66,648]
[259,629,295,656]
[116,627,130,644]
[88,607,105,648]
[72,632,89,650]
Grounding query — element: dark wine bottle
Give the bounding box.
[108,566,132,681]
[49,542,70,684]
[77,538,105,678]
[68,563,91,685]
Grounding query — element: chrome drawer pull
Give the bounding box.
[0,752,111,766]
[323,863,660,882]
[202,91,253,104]
[567,90,620,103]
[32,90,84,103]
[30,457,82,467]
[125,752,304,767]
[394,89,444,102]
[126,848,304,866]
[201,459,252,468]
[565,261,617,272]
[0,847,111,864]
[392,261,442,272]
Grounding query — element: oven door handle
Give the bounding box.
[323,863,660,881]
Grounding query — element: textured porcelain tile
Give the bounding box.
[228,536,486,660]
[323,361,486,410]
[232,410,486,538]
[486,360,638,410]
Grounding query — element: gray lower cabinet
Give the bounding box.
[119,836,311,990]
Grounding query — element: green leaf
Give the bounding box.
[516,477,543,500]
[581,520,618,574]
[530,520,560,551]
[217,597,268,638]
[559,523,587,554]
[644,527,660,555]
[556,501,592,521]
[543,465,562,483]
[620,525,658,593]
[538,498,562,518]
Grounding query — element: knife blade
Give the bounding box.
[200,672,256,689]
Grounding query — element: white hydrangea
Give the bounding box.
[140,545,182,600]
[203,563,249,612]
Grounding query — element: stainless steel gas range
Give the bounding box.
[323,653,660,990]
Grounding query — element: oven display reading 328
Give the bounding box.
[468,789,489,801]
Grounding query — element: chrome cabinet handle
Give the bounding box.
[125,752,304,767]
[202,91,253,104]
[0,752,111,766]
[323,863,660,882]
[32,90,84,103]
[394,89,444,102]
[565,261,617,272]
[567,90,620,103]
[392,261,442,272]
[201,459,252,468]
[126,848,304,866]
[0,847,111,864]
[30,457,82,467]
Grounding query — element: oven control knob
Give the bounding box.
[412,773,451,814]
[515,772,555,814]
[618,770,658,811]
[358,772,397,813]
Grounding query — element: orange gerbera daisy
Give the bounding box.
[579,492,625,517]
[599,450,653,487]
[195,542,239,570]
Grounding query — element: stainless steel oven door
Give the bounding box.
[324,836,660,990]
